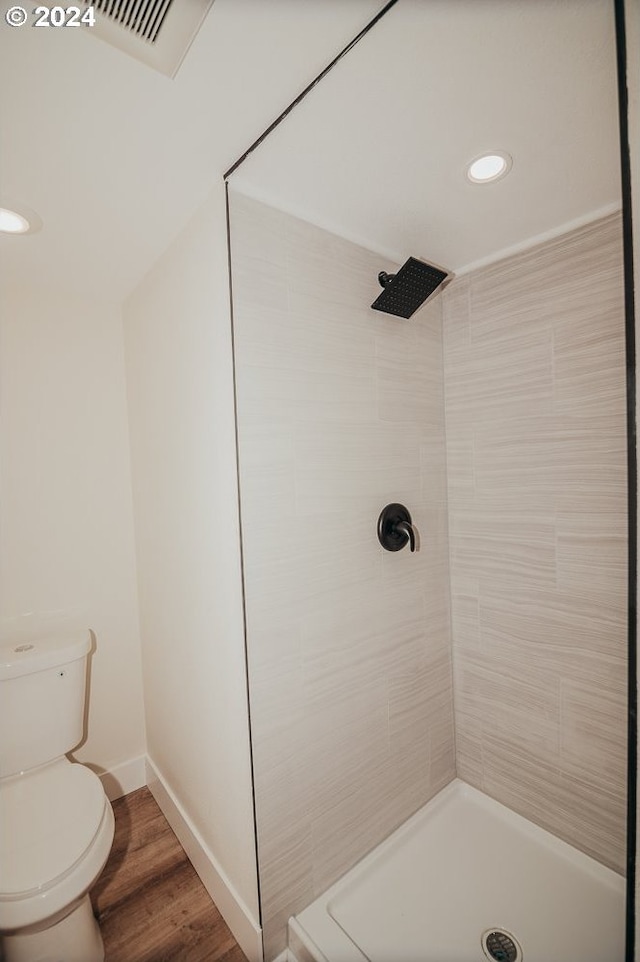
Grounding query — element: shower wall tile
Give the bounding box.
[443,212,627,874]
[229,191,455,960]
[560,677,627,785]
[450,510,557,588]
[556,510,627,598]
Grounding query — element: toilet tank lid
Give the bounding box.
[0,630,91,681]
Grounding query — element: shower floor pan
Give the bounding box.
[288,779,625,962]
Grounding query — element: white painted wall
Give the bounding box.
[122,183,259,928]
[0,284,146,787]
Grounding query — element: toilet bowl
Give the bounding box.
[0,632,115,962]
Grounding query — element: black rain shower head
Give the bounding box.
[371,256,452,319]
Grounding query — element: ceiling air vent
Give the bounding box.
[82,0,215,78]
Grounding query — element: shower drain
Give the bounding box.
[481,928,523,962]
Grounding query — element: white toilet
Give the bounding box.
[0,631,115,962]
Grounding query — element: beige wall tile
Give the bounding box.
[231,194,627,956]
[230,191,455,959]
[444,213,627,874]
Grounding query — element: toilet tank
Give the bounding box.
[0,630,92,778]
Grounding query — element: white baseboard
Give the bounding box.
[99,754,146,800]
[145,755,263,962]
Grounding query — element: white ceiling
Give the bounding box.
[0,0,382,300]
[1,0,622,301]
[231,0,622,274]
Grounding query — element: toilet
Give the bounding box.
[0,631,115,962]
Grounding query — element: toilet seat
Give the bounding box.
[1,759,105,898]
[0,759,114,932]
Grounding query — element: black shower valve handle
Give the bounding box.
[394,518,417,552]
[377,503,419,553]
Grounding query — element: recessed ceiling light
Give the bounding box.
[0,208,29,233]
[466,151,512,184]
[0,205,42,235]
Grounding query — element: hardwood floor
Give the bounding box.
[91,788,249,962]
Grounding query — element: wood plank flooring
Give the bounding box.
[91,787,249,962]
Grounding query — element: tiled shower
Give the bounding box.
[228,191,626,959]
[444,212,626,874]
